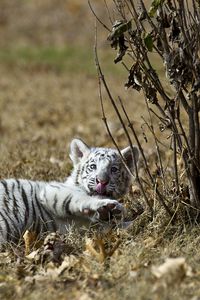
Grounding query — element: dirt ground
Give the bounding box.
[0,1,200,300]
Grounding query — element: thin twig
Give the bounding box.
[95,0,200,213]
[94,22,153,214]
[143,97,167,191]
[119,99,173,217]
[173,132,180,193]
[88,0,111,32]
[103,0,113,25]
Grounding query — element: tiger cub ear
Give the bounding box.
[121,145,139,171]
[70,138,90,165]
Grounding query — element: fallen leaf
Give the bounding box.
[131,185,141,196]
[143,237,162,248]
[78,294,92,300]
[151,257,193,285]
[26,249,40,261]
[0,252,12,264]
[85,236,121,263]
[44,255,79,279]
[23,230,38,255]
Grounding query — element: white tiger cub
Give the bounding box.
[0,138,139,244]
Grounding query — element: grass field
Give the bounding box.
[0,1,200,299]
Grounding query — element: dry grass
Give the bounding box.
[0,1,200,299]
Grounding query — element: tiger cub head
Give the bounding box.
[69,138,139,199]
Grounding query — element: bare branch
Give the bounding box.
[88,0,111,32]
[96,0,200,218]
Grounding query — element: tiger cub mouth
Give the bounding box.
[96,182,107,195]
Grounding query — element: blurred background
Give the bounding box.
[0,0,146,180]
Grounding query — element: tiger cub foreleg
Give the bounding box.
[40,183,124,222]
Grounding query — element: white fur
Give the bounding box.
[0,138,139,243]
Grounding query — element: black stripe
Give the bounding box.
[75,166,81,185]
[34,183,45,233]
[41,191,57,223]
[1,180,10,212]
[32,185,43,233]
[0,224,4,239]
[1,180,9,195]
[16,179,21,191]
[33,190,46,223]
[94,150,101,155]
[28,181,34,198]
[28,182,38,232]
[53,195,58,211]
[48,184,60,189]
[62,195,72,215]
[11,182,20,223]
[34,183,56,231]
[88,179,95,184]
[40,206,57,231]
[0,211,10,241]
[2,208,20,239]
[21,186,30,224]
[34,189,56,232]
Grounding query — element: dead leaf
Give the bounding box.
[56,255,79,276]
[45,255,79,279]
[0,252,12,264]
[78,294,92,300]
[143,237,162,248]
[151,257,193,285]
[85,236,121,263]
[25,249,40,261]
[131,185,141,197]
[23,230,38,255]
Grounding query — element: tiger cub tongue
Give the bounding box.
[96,182,107,195]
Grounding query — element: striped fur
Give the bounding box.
[0,138,139,244]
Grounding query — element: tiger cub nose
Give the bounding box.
[96,177,109,185]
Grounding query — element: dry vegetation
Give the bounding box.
[0,1,200,299]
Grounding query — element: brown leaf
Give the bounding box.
[151,257,193,285]
[23,230,38,255]
[85,236,121,263]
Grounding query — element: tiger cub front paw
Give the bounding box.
[90,199,124,221]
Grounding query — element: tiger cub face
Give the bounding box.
[69,139,139,199]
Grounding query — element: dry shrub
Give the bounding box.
[91,0,200,223]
